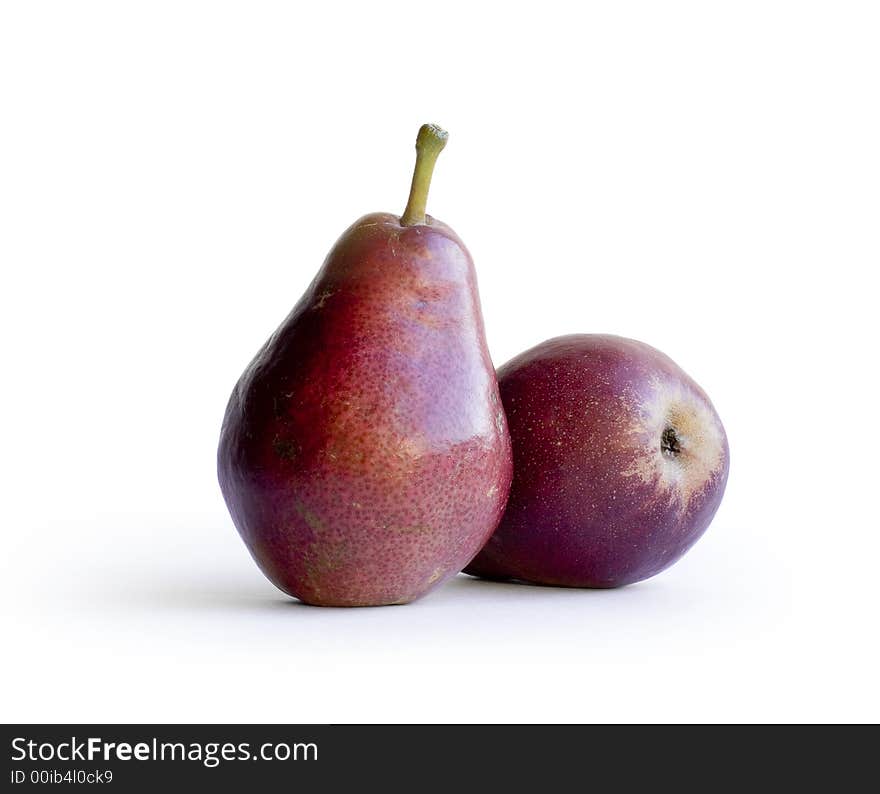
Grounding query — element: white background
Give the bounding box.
[2,1,878,723]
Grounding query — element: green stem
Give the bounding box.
[400,123,448,226]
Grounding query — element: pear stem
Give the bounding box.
[400,123,448,226]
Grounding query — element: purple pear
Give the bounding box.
[466,334,729,588]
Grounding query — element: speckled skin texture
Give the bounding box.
[465,334,728,588]
[218,212,512,606]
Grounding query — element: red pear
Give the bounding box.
[219,125,512,606]
[466,335,728,588]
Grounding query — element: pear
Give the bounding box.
[466,335,728,588]
[218,124,512,606]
